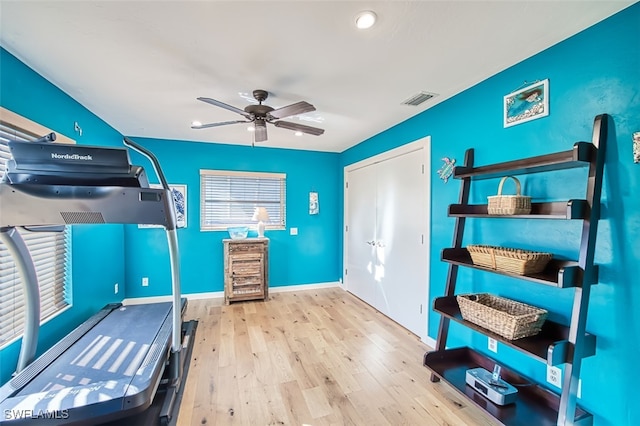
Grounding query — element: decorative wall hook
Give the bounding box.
[74,122,83,136]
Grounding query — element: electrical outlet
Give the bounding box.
[488,337,498,353]
[547,365,562,388]
[290,227,298,235]
[142,277,149,287]
[114,283,118,294]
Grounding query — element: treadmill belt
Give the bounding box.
[18,302,172,396]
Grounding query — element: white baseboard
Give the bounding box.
[422,335,437,348]
[270,281,341,293]
[122,281,342,305]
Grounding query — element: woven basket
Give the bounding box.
[456,293,547,340]
[467,245,552,275]
[487,176,531,215]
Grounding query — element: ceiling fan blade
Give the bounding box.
[254,120,268,142]
[191,120,250,129]
[197,97,252,119]
[274,120,325,136]
[268,101,316,119]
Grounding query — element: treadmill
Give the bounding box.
[0,136,197,425]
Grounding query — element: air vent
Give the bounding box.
[402,91,438,106]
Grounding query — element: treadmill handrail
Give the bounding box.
[123,137,169,190]
[0,228,39,373]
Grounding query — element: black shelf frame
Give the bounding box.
[448,200,589,219]
[441,248,599,288]
[433,297,596,365]
[428,114,608,426]
[423,347,593,426]
[454,142,595,180]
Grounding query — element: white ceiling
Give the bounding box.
[0,1,634,153]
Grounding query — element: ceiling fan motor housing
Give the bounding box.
[244,104,275,117]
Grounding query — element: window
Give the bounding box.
[0,109,72,347]
[200,170,286,231]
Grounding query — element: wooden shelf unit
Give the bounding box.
[424,114,608,426]
[223,238,269,305]
[424,347,592,426]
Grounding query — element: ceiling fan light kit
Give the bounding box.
[193,89,325,144]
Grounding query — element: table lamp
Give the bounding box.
[252,207,270,238]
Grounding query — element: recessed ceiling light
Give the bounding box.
[294,131,303,137]
[191,120,202,127]
[355,10,377,29]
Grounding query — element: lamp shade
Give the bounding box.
[252,207,270,238]
[252,207,270,222]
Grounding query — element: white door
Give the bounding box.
[375,149,427,336]
[345,163,378,307]
[345,139,429,339]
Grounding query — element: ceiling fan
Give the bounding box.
[192,89,325,143]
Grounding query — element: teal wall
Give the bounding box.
[0,48,126,382]
[340,4,639,425]
[1,3,639,424]
[122,138,340,298]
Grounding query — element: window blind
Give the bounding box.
[200,170,286,231]
[0,121,71,347]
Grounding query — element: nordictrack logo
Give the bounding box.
[51,153,93,161]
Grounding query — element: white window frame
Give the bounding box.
[200,169,286,231]
[0,107,74,348]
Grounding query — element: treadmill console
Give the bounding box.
[5,140,149,187]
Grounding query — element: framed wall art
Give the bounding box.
[504,79,549,127]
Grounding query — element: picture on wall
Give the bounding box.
[504,79,549,127]
[139,184,187,228]
[170,184,187,228]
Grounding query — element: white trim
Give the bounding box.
[0,106,75,144]
[199,169,286,179]
[270,281,341,293]
[422,335,437,348]
[123,291,223,305]
[344,137,426,173]
[122,281,342,305]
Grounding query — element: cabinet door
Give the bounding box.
[346,163,378,307]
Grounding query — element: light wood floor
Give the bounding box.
[176,287,497,426]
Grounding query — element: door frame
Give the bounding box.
[343,136,431,343]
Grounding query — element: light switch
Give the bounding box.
[290,227,298,235]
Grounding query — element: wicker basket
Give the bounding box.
[467,245,552,275]
[456,293,547,340]
[487,176,531,215]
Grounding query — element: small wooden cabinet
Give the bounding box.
[223,238,269,305]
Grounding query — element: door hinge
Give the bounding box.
[420,304,423,314]
[422,164,425,174]
[421,234,424,244]
[346,181,349,189]
[345,269,348,275]
[346,225,349,232]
